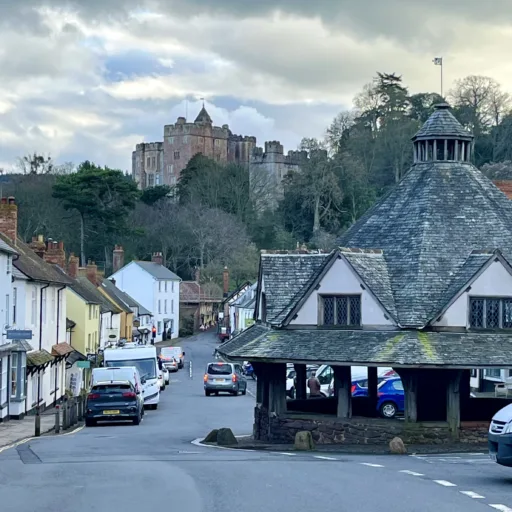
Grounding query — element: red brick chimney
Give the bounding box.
[151,252,163,266]
[0,196,18,244]
[68,253,79,279]
[86,260,98,285]
[45,240,66,268]
[113,245,125,273]
[223,266,229,296]
[29,235,46,259]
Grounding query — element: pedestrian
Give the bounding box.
[307,370,322,398]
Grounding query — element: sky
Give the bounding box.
[2,0,512,173]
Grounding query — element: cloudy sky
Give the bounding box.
[1,0,512,172]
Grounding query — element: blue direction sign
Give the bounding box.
[6,330,33,340]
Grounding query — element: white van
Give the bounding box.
[488,404,512,466]
[104,345,160,410]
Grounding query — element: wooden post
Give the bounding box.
[252,363,268,406]
[268,363,287,415]
[367,367,378,417]
[294,364,307,400]
[447,370,462,440]
[333,366,352,418]
[401,371,418,423]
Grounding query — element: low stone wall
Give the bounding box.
[253,406,489,445]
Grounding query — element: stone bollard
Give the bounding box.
[34,407,41,437]
[55,406,60,434]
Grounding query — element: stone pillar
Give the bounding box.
[443,140,448,160]
[461,142,466,162]
[455,140,459,161]
[433,140,437,160]
[447,370,463,440]
[425,141,428,160]
[333,366,352,418]
[367,367,378,417]
[268,363,286,415]
[294,363,307,400]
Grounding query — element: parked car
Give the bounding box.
[286,365,319,398]
[160,348,179,372]
[164,347,185,369]
[204,362,247,396]
[158,368,166,391]
[489,403,512,466]
[162,366,170,384]
[377,377,404,418]
[85,380,143,426]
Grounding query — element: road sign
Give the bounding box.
[76,360,90,369]
[6,330,33,340]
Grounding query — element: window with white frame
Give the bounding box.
[172,281,174,293]
[470,297,512,329]
[484,368,502,378]
[0,358,7,405]
[5,294,9,326]
[31,289,37,325]
[159,281,162,292]
[89,305,92,320]
[41,288,47,324]
[87,333,91,352]
[171,299,174,314]
[157,321,162,334]
[50,288,55,321]
[11,353,18,398]
[12,287,17,324]
[320,295,361,326]
[165,281,168,292]
[164,300,167,314]
[6,255,11,274]
[50,364,56,392]
[31,373,39,405]
[158,300,161,314]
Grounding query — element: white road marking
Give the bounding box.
[489,505,512,512]
[460,491,484,499]
[399,470,424,476]
[278,452,296,456]
[314,455,337,460]
[434,480,457,487]
[360,463,384,467]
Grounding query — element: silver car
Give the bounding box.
[204,362,247,396]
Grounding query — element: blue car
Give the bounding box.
[351,376,388,397]
[377,377,404,418]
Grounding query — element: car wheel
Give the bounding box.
[289,387,295,399]
[153,404,158,410]
[85,418,95,427]
[205,391,211,396]
[231,391,237,396]
[241,389,247,396]
[133,414,141,425]
[380,401,397,419]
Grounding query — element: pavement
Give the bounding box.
[1,330,512,512]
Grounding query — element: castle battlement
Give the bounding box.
[135,142,163,152]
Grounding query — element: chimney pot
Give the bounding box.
[7,197,15,205]
[113,244,125,273]
[151,252,163,266]
[86,260,98,285]
[0,196,18,243]
[68,253,79,279]
[1,197,6,204]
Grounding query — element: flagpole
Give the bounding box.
[440,61,443,98]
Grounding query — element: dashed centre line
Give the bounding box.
[278,452,295,456]
[314,456,337,461]
[360,463,384,467]
[434,480,457,487]
[489,505,512,512]
[399,470,424,476]
[459,491,484,499]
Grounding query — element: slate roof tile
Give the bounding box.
[134,261,180,280]
[27,349,54,367]
[218,325,512,367]
[260,253,330,325]
[413,103,472,140]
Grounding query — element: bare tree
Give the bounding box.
[16,153,54,174]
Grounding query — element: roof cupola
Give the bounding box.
[412,103,473,164]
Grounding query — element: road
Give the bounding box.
[1,330,512,512]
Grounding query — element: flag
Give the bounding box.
[433,57,443,66]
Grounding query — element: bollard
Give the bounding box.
[55,405,60,434]
[35,407,41,437]
[63,400,68,430]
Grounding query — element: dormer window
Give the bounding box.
[469,297,512,329]
[321,295,361,327]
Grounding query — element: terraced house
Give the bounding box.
[0,199,72,420]
[219,103,512,446]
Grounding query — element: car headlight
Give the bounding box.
[504,422,512,434]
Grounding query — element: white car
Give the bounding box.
[162,366,170,384]
[158,369,166,391]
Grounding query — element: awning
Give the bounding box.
[11,340,32,352]
[217,324,512,369]
[27,350,54,372]
[52,342,74,358]
[0,342,15,355]
[66,349,87,368]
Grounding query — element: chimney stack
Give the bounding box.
[151,252,163,266]
[113,245,125,273]
[68,253,79,279]
[223,266,229,296]
[0,196,18,244]
[30,235,46,259]
[86,260,98,285]
[44,240,66,268]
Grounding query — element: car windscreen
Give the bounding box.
[92,384,132,393]
[207,363,232,375]
[106,358,156,379]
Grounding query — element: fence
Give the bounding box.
[34,396,86,437]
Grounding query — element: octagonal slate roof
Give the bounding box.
[413,103,472,140]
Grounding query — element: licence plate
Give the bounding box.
[214,379,225,383]
[490,453,497,462]
[103,410,120,415]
